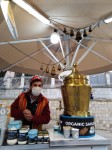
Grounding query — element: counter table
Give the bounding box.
[0,129,111,150]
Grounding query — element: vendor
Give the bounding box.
[11,75,50,130]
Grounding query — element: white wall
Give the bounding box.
[92,87,112,99]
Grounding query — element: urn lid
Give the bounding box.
[64,64,88,85]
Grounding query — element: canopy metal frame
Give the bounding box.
[40,41,64,68]
[77,41,97,65]
[2,43,54,72]
[1,0,112,74]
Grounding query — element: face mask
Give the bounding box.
[31,86,42,97]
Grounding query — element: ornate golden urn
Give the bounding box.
[61,64,91,117]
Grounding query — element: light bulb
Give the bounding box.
[50,32,60,44]
[104,17,112,24]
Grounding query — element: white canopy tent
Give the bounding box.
[0,0,112,77]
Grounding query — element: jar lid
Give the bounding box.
[8,127,17,131]
[19,128,28,133]
[9,120,22,125]
[28,129,38,136]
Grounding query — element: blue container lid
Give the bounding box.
[28,129,38,136]
[9,120,22,125]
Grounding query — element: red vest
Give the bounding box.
[18,93,48,130]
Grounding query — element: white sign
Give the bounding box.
[58,70,72,81]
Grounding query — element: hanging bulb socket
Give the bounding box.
[89,26,92,32]
[40,64,43,70]
[75,31,82,42]
[51,66,56,76]
[83,29,87,37]
[64,60,66,65]
[46,66,49,73]
[52,66,55,71]
[70,29,74,37]
[58,64,61,71]
[63,27,67,33]
[54,29,57,33]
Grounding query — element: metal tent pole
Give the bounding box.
[65,37,70,70]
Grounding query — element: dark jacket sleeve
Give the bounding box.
[31,102,50,125]
[11,96,24,120]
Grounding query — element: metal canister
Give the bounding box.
[61,64,91,117]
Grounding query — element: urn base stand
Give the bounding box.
[60,115,95,138]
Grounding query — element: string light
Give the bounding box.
[70,29,74,37]
[83,29,87,37]
[59,24,94,40]
[64,60,66,65]
[75,31,82,42]
[63,27,67,33]
[50,23,94,46]
[51,66,56,76]
[46,66,49,73]
[89,26,92,32]
[40,64,43,70]
[58,64,61,71]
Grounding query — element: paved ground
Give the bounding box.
[96,129,112,150]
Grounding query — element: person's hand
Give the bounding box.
[23,109,33,121]
[24,114,33,121]
[23,109,31,115]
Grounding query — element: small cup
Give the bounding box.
[71,128,79,139]
[63,126,71,139]
[53,125,60,133]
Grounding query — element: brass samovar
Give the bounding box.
[61,64,91,117]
